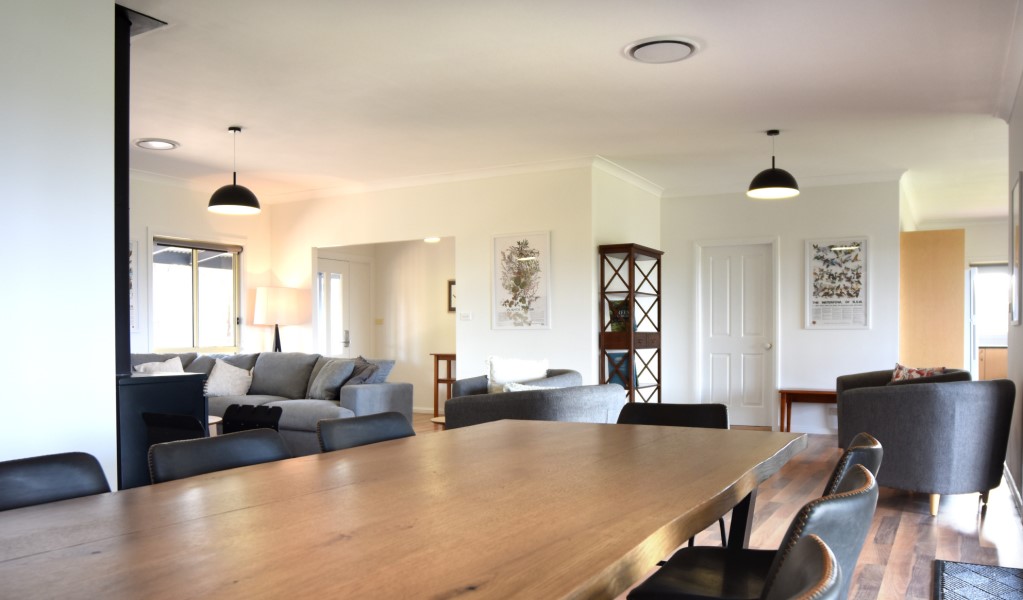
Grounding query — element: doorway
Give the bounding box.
[698,241,777,426]
[316,257,371,358]
[967,264,1009,380]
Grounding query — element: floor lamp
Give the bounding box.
[253,287,305,352]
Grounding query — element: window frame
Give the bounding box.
[151,237,242,353]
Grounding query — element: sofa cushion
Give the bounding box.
[487,356,549,393]
[364,358,395,384]
[205,359,253,396]
[891,363,946,382]
[187,353,261,376]
[207,394,287,417]
[132,352,197,369]
[264,399,356,431]
[249,352,320,399]
[345,357,379,386]
[307,359,357,400]
[134,356,184,373]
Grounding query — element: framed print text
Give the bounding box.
[805,237,868,329]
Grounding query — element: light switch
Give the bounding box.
[459,311,472,321]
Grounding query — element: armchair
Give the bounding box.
[837,373,1014,515]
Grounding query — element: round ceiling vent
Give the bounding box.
[624,37,698,64]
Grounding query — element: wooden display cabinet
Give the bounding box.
[599,243,663,403]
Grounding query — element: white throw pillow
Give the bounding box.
[205,359,253,397]
[134,356,184,374]
[487,356,549,393]
[503,382,548,393]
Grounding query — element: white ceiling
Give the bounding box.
[125,0,1023,225]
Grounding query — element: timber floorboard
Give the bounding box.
[409,416,1023,600]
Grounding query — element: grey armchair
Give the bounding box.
[445,369,626,429]
[837,373,1014,515]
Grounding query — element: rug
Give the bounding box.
[933,560,1023,599]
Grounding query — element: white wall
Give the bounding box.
[0,0,116,478]
[270,167,602,383]
[661,181,901,433]
[129,174,274,352]
[371,239,456,413]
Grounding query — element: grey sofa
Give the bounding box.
[837,369,1014,515]
[445,369,626,429]
[130,352,412,456]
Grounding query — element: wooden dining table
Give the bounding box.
[0,420,805,599]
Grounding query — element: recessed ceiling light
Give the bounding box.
[424,237,441,243]
[624,37,698,64]
[134,138,179,150]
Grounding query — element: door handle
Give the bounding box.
[343,330,350,348]
[764,342,773,350]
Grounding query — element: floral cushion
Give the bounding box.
[891,363,946,382]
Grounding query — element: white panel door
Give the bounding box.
[316,258,371,358]
[700,243,775,426]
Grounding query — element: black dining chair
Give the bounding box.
[617,402,729,547]
[142,412,207,446]
[222,404,283,434]
[317,412,416,453]
[628,464,878,600]
[823,431,882,496]
[148,428,292,484]
[762,535,841,600]
[0,452,111,511]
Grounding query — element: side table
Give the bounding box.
[778,388,837,432]
[431,353,456,420]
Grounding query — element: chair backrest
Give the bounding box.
[822,432,883,496]
[148,428,292,484]
[142,412,207,447]
[764,464,878,600]
[222,404,283,434]
[762,535,841,600]
[317,412,415,452]
[616,402,728,429]
[0,452,110,511]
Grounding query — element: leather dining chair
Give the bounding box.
[317,412,416,453]
[617,402,729,547]
[823,431,882,496]
[0,452,110,511]
[762,535,841,600]
[628,464,878,600]
[148,428,292,484]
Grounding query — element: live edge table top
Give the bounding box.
[0,421,806,600]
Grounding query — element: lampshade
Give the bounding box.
[209,126,261,215]
[747,130,799,200]
[208,175,261,214]
[253,287,306,353]
[252,287,306,327]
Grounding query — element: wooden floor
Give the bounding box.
[411,414,1023,599]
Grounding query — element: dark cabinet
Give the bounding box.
[116,372,207,489]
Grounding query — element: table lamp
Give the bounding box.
[253,286,306,352]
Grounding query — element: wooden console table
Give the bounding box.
[431,353,456,420]
[778,388,837,432]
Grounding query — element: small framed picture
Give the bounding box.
[447,280,456,312]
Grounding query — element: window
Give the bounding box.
[974,264,1009,347]
[151,238,241,352]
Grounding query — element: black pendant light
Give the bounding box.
[208,126,261,215]
[747,129,799,200]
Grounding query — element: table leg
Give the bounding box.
[785,397,793,433]
[433,357,440,418]
[779,393,787,432]
[727,488,758,550]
